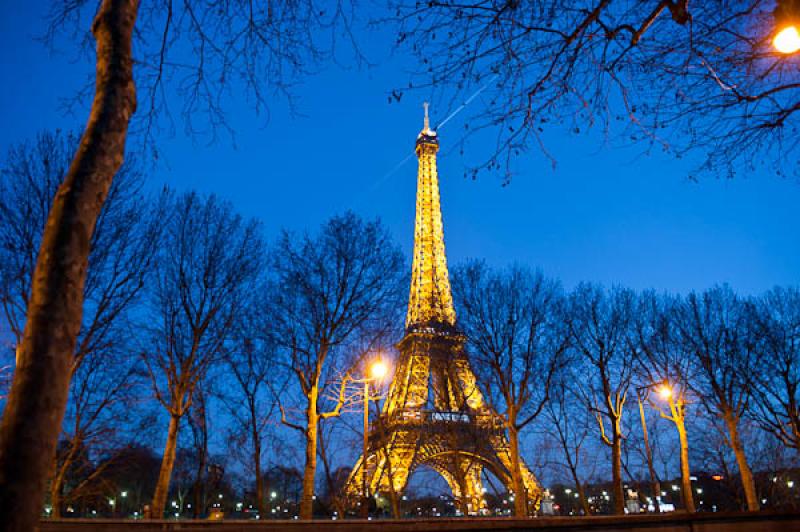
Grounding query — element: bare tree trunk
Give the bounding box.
[49,455,72,520]
[507,423,527,517]
[151,413,180,518]
[49,481,62,519]
[383,446,400,519]
[0,1,138,530]
[300,389,319,520]
[253,439,267,518]
[676,415,695,513]
[611,418,625,515]
[576,481,591,516]
[724,412,759,511]
[253,431,264,517]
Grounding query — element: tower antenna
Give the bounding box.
[423,102,430,132]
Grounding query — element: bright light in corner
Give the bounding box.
[774,25,800,54]
[370,360,388,380]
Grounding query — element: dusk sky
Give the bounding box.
[2,2,798,296]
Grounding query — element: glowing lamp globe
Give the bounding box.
[657,384,673,400]
[774,25,800,54]
[370,360,388,380]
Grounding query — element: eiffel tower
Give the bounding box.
[345,105,542,515]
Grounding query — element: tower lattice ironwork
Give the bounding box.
[344,105,542,515]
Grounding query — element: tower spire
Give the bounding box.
[407,104,455,330]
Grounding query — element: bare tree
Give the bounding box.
[748,286,800,452]
[674,286,759,510]
[220,292,281,518]
[140,191,263,519]
[0,130,162,518]
[568,283,635,515]
[451,261,568,516]
[272,212,405,520]
[631,291,695,512]
[0,2,359,526]
[543,378,594,516]
[391,1,799,179]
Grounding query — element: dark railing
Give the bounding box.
[38,511,800,532]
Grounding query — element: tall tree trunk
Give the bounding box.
[49,482,62,519]
[49,461,69,519]
[0,1,138,530]
[724,412,759,511]
[676,414,695,513]
[611,417,625,515]
[507,423,527,517]
[300,388,319,520]
[567,456,591,516]
[253,431,264,517]
[576,481,591,516]
[151,413,181,518]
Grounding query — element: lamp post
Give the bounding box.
[774,0,800,54]
[636,383,662,513]
[653,381,696,513]
[360,359,388,518]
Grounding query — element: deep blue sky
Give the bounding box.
[2,3,799,295]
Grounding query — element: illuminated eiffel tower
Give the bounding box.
[345,105,541,515]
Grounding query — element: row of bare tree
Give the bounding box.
[452,262,800,516]
[0,130,405,521]
[2,133,799,520]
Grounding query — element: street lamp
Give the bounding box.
[359,358,389,517]
[647,378,696,513]
[774,0,800,54]
[657,383,672,401]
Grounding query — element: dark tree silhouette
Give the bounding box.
[631,291,696,513]
[0,130,162,518]
[452,261,569,516]
[220,291,282,518]
[568,284,635,515]
[749,287,800,452]
[140,191,263,518]
[392,1,799,179]
[674,286,759,511]
[0,2,357,527]
[272,212,405,520]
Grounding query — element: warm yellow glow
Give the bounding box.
[407,104,457,328]
[369,360,388,380]
[342,108,544,513]
[657,384,673,400]
[774,25,800,54]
